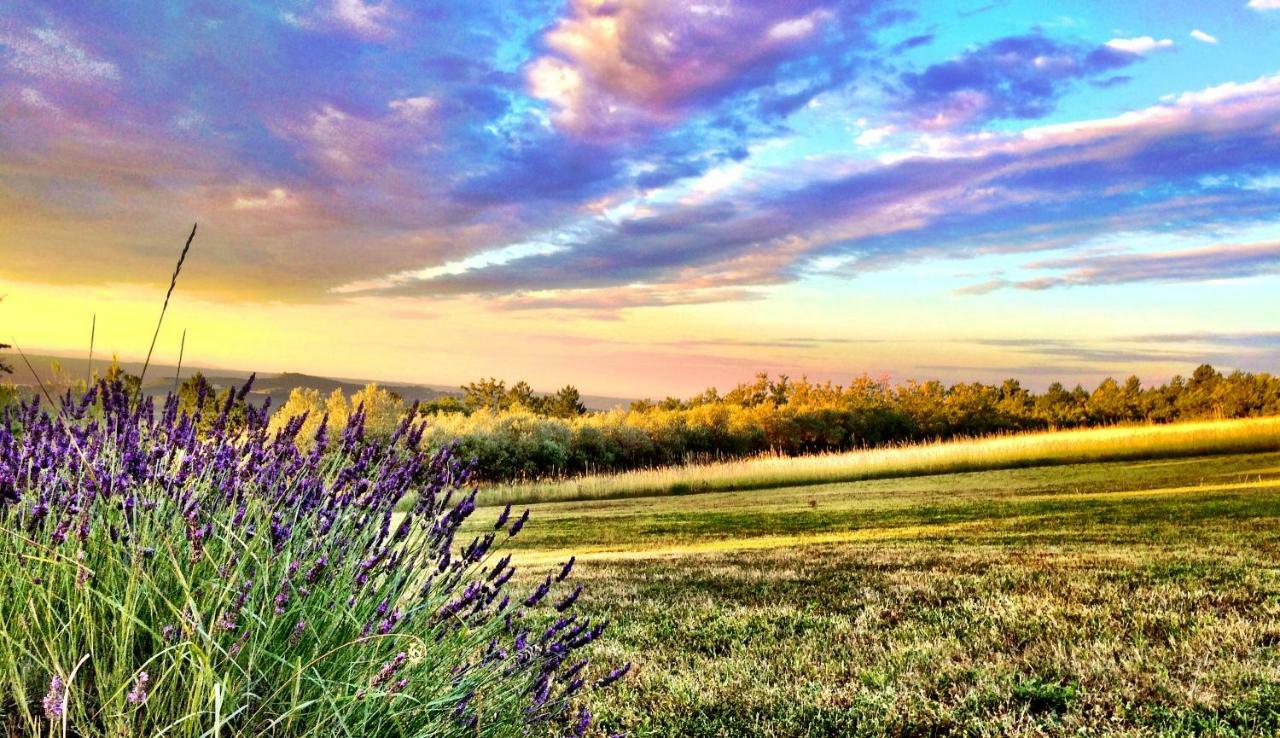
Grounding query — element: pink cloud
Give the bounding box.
[284,0,400,41]
[0,25,119,83]
[273,97,437,177]
[527,0,841,137]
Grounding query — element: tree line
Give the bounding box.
[279,365,1280,482]
[5,360,1278,484]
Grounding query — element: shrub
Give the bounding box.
[0,377,625,737]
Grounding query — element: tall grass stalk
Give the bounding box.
[174,328,186,394]
[138,223,196,393]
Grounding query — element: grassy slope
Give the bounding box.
[482,416,1280,505]
[478,452,1280,737]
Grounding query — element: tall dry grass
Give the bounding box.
[480,416,1280,505]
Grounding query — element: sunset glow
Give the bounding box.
[3,1,1279,396]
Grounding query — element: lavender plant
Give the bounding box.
[0,376,625,737]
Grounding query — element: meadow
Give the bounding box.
[6,354,1280,735]
[482,416,1280,505]
[475,449,1280,736]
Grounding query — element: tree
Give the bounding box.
[544,385,587,418]
[462,377,507,412]
[506,380,538,411]
[269,387,327,445]
[349,383,407,438]
[419,395,469,415]
[177,372,254,433]
[177,372,218,418]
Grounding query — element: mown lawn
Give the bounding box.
[475,452,1280,736]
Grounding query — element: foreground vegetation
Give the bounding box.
[481,452,1280,736]
[0,380,623,737]
[484,416,1280,504]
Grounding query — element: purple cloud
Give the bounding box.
[895,34,1140,129]
[525,0,887,139]
[1009,240,1280,290]
[363,73,1280,306]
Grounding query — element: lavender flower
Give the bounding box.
[508,508,530,537]
[371,652,408,688]
[596,662,632,689]
[556,556,575,582]
[0,377,623,736]
[555,585,584,612]
[494,503,512,530]
[42,675,65,719]
[126,671,150,705]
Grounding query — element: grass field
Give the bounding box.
[481,416,1280,506]
[474,450,1280,736]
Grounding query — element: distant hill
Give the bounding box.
[0,352,633,411]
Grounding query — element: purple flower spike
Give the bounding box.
[127,671,150,705]
[597,662,632,689]
[494,503,512,530]
[556,556,575,582]
[508,509,530,537]
[555,584,584,612]
[42,675,65,719]
[1,375,616,736]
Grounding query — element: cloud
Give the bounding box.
[1105,36,1174,54]
[895,34,1141,129]
[855,124,897,146]
[966,338,1222,365]
[232,188,297,211]
[525,0,885,138]
[1128,331,1280,348]
[1189,29,1219,44]
[959,335,1280,375]
[495,286,763,316]
[0,26,119,83]
[952,279,1010,295]
[284,0,399,40]
[356,72,1280,307]
[1009,240,1280,289]
[890,33,935,54]
[1247,0,1280,10]
[2,2,1279,318]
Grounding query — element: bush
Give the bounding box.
[0,378,626,737]
[263,367,1280,485]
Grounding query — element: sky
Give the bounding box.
[2,0,1280,398]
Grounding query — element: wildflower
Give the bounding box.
[555,585,584,612]
[42,675,65,719]
[597,662,632,688]
[127,672,150,705]
[494,503,512,530]
[76,550,92,588]
[524,575,552,608]
[372,652,408,688]
[508,508,530,537]
[1,376,612,736]
[556,556,575,582]
[274,587,290,616]
[229,630,250,657]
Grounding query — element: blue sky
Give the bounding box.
[1,0,1279,395]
